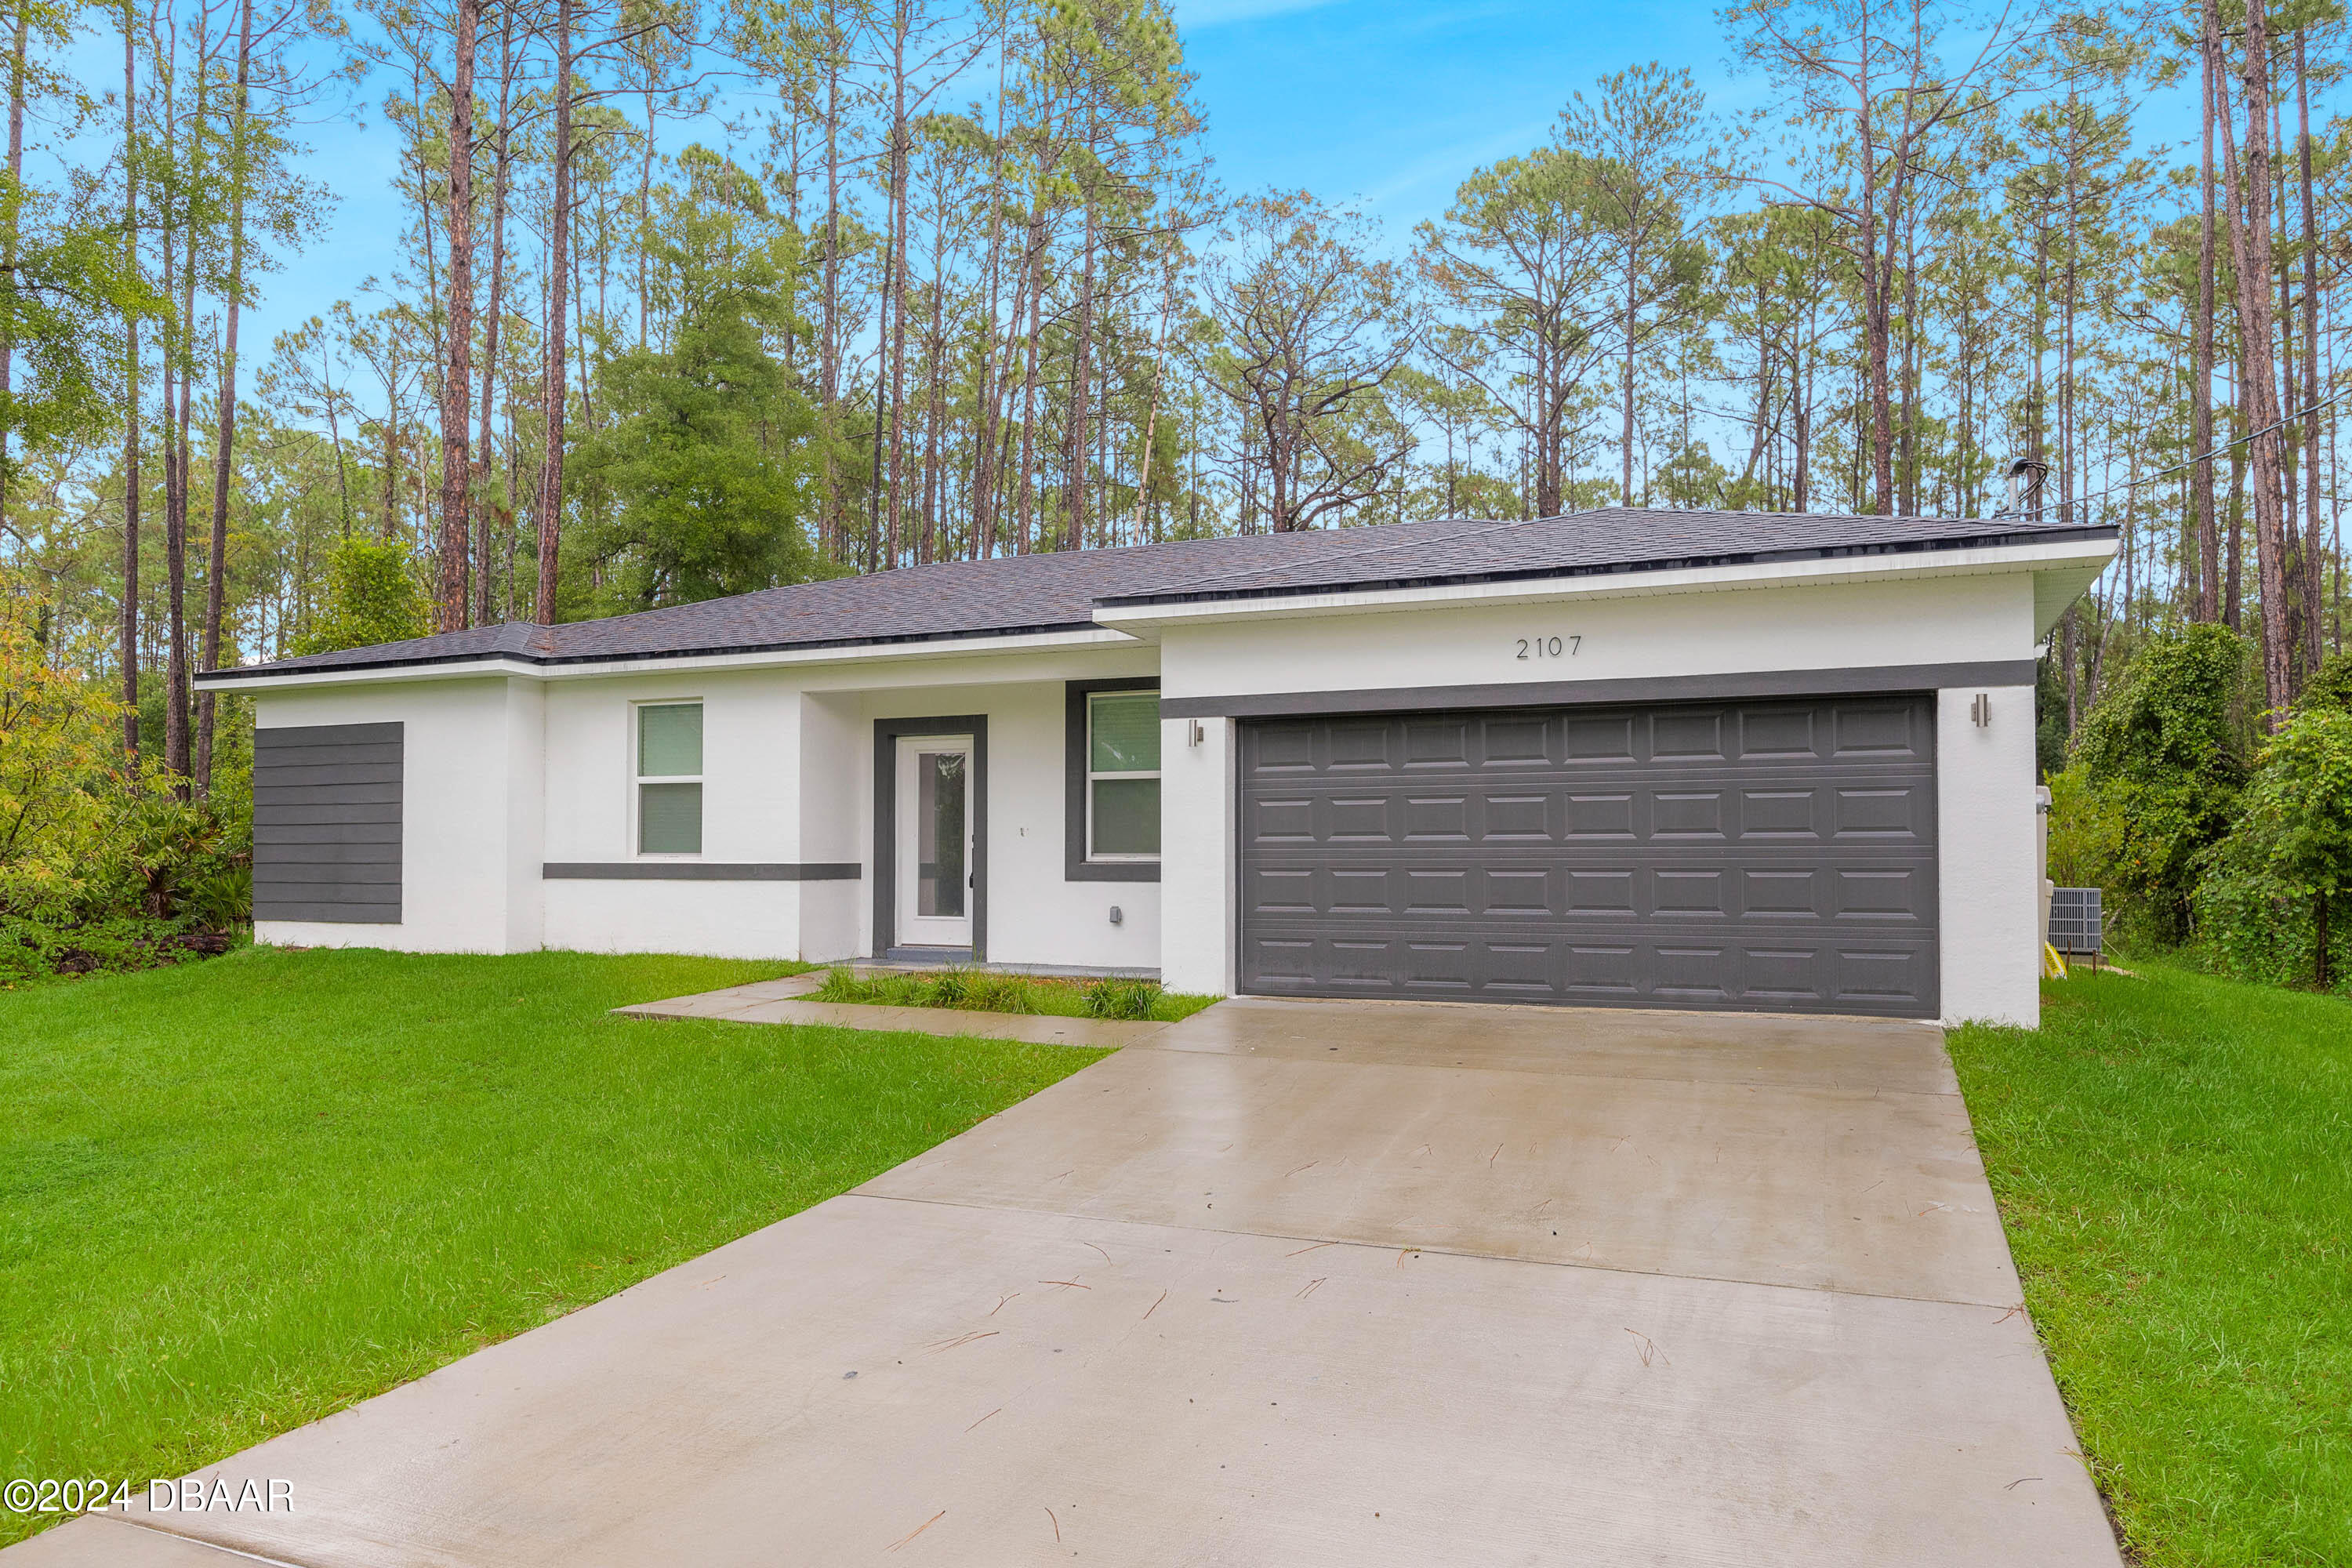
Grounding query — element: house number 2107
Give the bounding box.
[1515,634,1581,660]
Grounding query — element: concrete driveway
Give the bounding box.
[15,999,2121,1566]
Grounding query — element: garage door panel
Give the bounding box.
[1833,786,1930,838]
[1479,714,1552,764]
[1737,706,1821,759]
[1238,696,1939,1018]
[1653,790,1728,838]
[1329,795,1395,840]
[1739,789,1820,837]
[1833,700,1932,757]
[1401,717,1472,767]
[1483,793,1552,838]
[1243,924,1936,1014]
[1327,721,1395,770]
[1649,709,1730,760]
[1564,713,1638,761]
[1243,782,1924,846]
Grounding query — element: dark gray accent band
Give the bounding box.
[543,862,860,881]
[252,721,403,924]
[873,715,989,961]
[1160,660,2040,720]
[1065,677,1162,884]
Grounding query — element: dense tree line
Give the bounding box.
[0,0,2347,820]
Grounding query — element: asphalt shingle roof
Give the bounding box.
[205,507,2110,680]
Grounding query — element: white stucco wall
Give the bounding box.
[539,667,808,959]
[1160,714,1236,995]
[245,565,2055,1023]
[1153,571,2045,1025]
[1934,684,2042,1025]
[251,643,1163,970]
[1159,572,2038,703]
[254,676,545,954]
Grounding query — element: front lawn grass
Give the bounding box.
[1950,962,2351,1567]
[0,946,1105,1546]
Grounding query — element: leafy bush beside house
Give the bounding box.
[2066,622,2256,945]
[0,572,249,984]
[2194,707,2352,991]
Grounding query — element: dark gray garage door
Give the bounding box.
[1237,696,1938,1017]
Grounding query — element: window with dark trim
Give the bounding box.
[1065,678,1160,883]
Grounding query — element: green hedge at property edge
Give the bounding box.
[0,946,1106,1546]
[1950,963,2352,1567]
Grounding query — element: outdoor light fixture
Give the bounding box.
[1972,693,1991,728]
[1188,719,1205,746]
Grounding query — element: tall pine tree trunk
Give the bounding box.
[119,0,140,764]
[0,8,27,537]
[535,0,572,625]
[196,0,256,795]
[2213,10,2293,718]
[475,4,514,626]
[2295,30,2322,677]
[2193,9,2220,621]
[1014,228,1043,554]
[438,0,479,631]
[1062,196,1098,550]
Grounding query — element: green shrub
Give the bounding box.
[0,572,250,983]
[2043,764,2125,891]
[1080,978,1163,1020]
[2301,651,2352,717]
[2070,622,2257,942]
[2194,706,2352,990]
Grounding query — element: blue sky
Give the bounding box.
[1172,0,1762,223]
[187,0,1778,355]
[67,0,2198,365]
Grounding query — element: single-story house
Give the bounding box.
[195,506,2116,1026]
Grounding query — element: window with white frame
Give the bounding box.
[1086,690,1160,860]
[636,702,703,855]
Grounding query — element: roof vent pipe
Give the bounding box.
[2002,457,2049,521]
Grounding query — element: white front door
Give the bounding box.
[895,735,974,949]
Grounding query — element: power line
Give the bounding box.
[1994,387,2347,521]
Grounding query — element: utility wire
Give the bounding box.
[1995,387,2347,520]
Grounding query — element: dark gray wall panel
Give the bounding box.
[1238,696,1938,1018]
[252,722,402,924]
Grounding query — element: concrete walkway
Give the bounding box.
[611,970,1175,1047]
[13,998,2120,1566]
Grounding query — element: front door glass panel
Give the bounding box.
[916,750,967,918]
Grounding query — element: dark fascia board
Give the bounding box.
[1065,677,1162,884]
[543,862,860,880]
[1091,527,2121,612]
[1160,659,2042,720]
[873,716,989,961]
[194,619,1105,686]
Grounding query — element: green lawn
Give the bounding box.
[0,946,1105,1546]
[1951,963,2351,1567]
